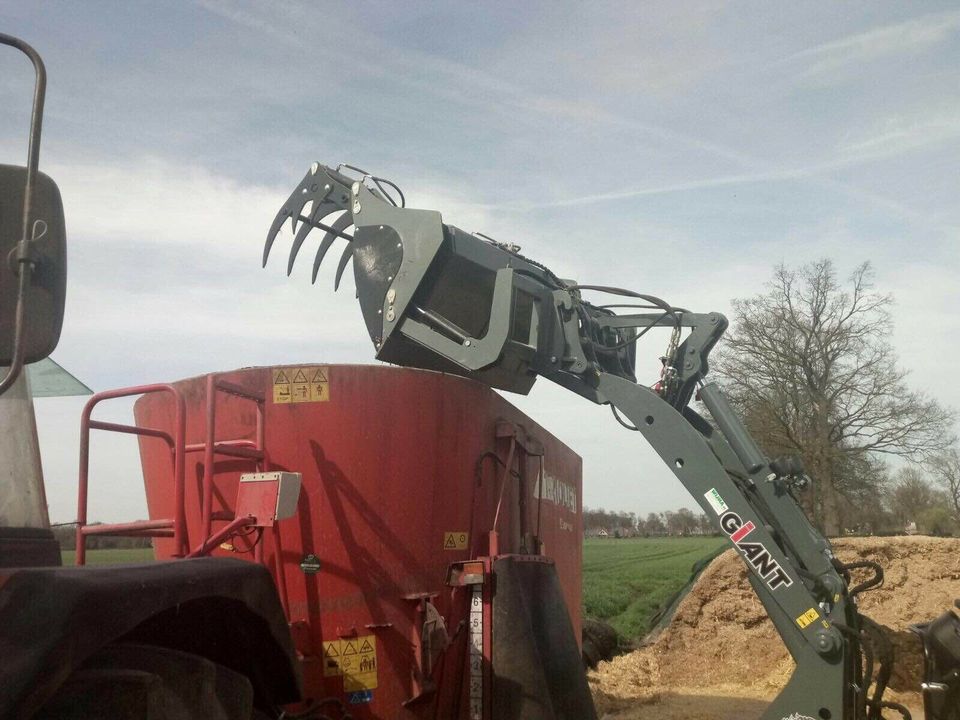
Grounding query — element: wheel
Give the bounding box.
[35,643,257,719]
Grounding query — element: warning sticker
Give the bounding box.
[347,690,373,704]
[290,368,310,402]
[322,640,342,677]
[309,367,329,401]
[342,635,378,691]
[272,369,292,404]
[795,607,820,629]
[443,531,469,551]
[272,366,329,404]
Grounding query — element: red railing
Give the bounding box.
[76,384,187,564]
[198,376,266,545]
[75,375,267,567]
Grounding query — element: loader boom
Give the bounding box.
[265,163,906,720]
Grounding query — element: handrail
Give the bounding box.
[76,383,187,564]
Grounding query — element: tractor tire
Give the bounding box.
[34,642,259,720]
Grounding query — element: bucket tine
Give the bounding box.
[311,212,353,284]
[264,163,351,268]
[334,244,353,291]
[287,202,338,276]
[263,205,293,267]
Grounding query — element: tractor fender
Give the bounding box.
[0,557,301,719]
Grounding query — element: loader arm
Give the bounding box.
[265,163,899,720]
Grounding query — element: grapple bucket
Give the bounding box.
[264,163,638,394]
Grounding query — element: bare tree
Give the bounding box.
[929,446,960,521]
[715,260,953,534]
[887,466,936,529]
[644,512,665,536]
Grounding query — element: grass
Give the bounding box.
[61,547,155,565]
[582,536,726,641]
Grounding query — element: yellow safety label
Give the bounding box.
[273,366,329,404]
[322,640,342,677]
[443,531,469,551]
[341,635,378,691]
[796,607,820,629]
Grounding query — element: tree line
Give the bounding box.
[583,507,716,537]
[50,523,153,550]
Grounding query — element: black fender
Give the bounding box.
[0,558,301,719]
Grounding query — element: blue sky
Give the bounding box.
[2,2,958,522]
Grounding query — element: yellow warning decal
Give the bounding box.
[322,640,342,677]
[796,607,820,629]
[272,369,292,404]
[443,531,469,551]
[341,635,378,691]
[272,366,329,404]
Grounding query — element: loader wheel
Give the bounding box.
[35,642,258,720]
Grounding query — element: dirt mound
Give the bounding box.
[590,535,960,719]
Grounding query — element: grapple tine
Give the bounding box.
[264,203,300,267]
[334,244,353,291]
[311,234,337,284]
[310,212,354,284]
[265,163,355,268]
[290,197,310,234]
[287,202,337,276]
[322,210,354,246]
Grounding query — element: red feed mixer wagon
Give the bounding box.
[72,363,595,718]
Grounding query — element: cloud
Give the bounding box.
[837,112,960,163]
[783,9,960,78]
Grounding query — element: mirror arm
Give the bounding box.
[0,34,47,394]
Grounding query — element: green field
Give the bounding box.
[61,547,155,565]
[582,536,726,641]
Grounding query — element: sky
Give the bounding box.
[1,2,958,524]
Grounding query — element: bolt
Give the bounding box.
[397,242,402,248]
[386,289,396,303]
[324,184,331,192]
[387,276,393,282]
[353,200,361,214]
[464,340,472,347]
[550,356,557,363]
[310,162,319,174]
[351,182,361,194]
[814,628,841,657]
[386,309,395,322]
[379,225,384,230]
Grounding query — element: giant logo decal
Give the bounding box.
[706,488,793,591]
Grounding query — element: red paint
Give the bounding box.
[134,365,583,718]
[731,520,755,543]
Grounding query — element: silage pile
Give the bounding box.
[590,536,960,720]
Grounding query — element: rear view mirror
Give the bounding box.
[0,164,66,365]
